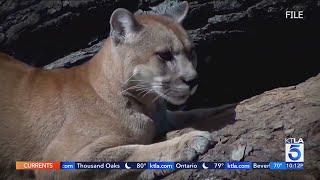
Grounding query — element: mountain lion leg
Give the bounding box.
[36,131,212,179]
[165,103,237,139]
[167,103,237,129]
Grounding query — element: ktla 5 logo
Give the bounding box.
[285,138,304,162]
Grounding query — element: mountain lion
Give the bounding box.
[0,2,234,179]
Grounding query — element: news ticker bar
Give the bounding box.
[16,161,303,170]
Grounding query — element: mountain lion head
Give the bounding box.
[110,1,197,105]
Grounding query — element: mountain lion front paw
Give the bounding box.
[177,130,213,161]
[138,131,213,179]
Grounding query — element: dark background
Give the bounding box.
[0,0,319,109]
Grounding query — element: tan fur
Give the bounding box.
[0,6,219,179]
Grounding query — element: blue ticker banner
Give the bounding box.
[59,161,303,170]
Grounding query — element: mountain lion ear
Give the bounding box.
[110,8,142,44]
[164,1,189,23]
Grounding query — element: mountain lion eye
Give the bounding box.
[156,51,173,61]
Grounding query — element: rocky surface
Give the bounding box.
[165,74,320,179]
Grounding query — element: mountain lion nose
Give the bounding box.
[183,76,199,89]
